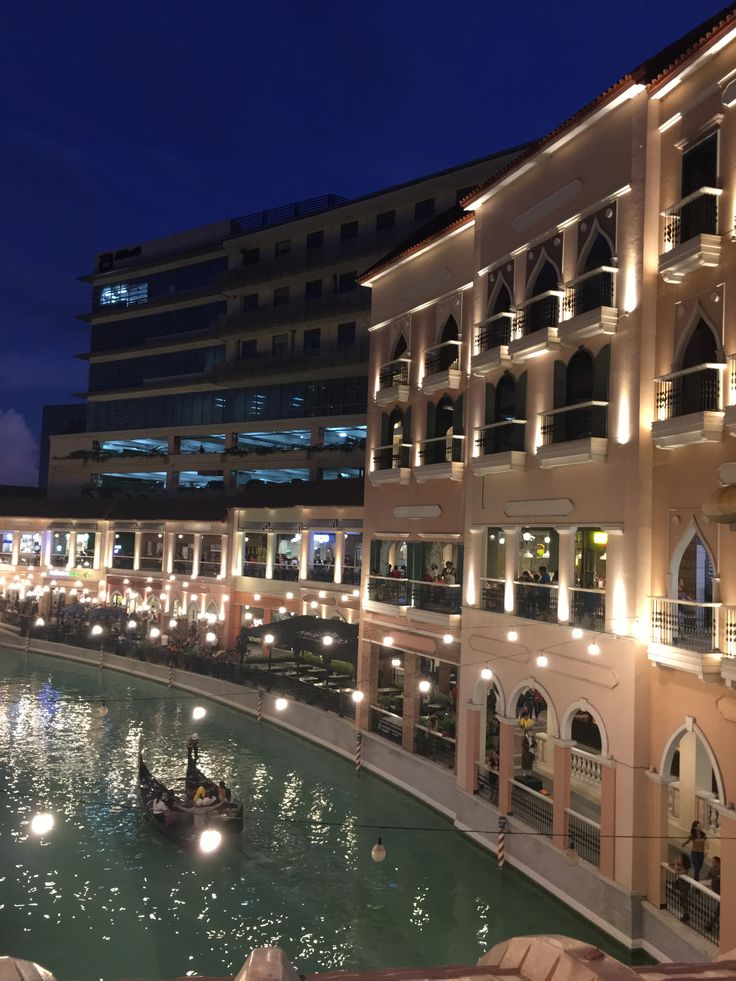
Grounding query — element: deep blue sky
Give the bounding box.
[0,0,728,482]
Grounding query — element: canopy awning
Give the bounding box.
[247,615,358,668]
[703,485,736,523]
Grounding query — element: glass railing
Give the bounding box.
[367,576,462,614]
[139,556,163,572]
[242,561,267,578]
[514,581,558,623]
[569,587,605,631]
[112,555,134,570]
[481,578,505,613]
[198,560,221,578]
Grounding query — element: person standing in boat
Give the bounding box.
[187,732,200,763]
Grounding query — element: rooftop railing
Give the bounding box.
[563,266,617,319]
[661,186,721,249]
[512,290,563,338]
[654,363,725,420]
[230,193,350,235]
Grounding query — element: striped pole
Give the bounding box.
[168,666,174,688]
[498,816,507,869]
[24,635,30,654]
[97,645,103,669]
[355,731,363,772]
[257,691,263,722]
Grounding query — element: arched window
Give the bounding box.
[436,316,459,371]
[495,373,516,421]
[425,396,461,464]
[530,260,559,298]
[488,281,512,317]
[575,231,615,314]
[440,316,458,344]
[677,532,714,605]
[551,348,609,442]
[393,335,407,360]
[581,232,613,273]
[679,319,720,416]
[566,350,594,405]
[681,319,718,369]
[525,257,560,334]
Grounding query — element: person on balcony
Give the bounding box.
[682,821,708,880]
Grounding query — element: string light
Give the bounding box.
[536,654,548,667]
[571,627,583,640]
[507,629,518,642]
[391,657,401,668]
[149,627,161,639]
[205,631,217,644]
[371,836,387,862]
[418,679,431,694]
[481,666,493,681]
[192,706,207,721]
[351,690,364,704]
[264,633,275,645]
[382,636,394,647]
[442,633,453,644]
[587,643,601,656]
[30,813,54,836]
[274,697,288,712]
[199,828,222,854]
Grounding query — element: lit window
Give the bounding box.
[99,282,149,306]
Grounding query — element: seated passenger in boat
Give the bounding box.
[218,781,232,802]
[152,794,169,824]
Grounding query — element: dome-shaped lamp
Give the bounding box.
[371,836,387,862]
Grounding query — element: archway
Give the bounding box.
[561,700,608,755]
[579,226,614,273]
[668,517,715,603]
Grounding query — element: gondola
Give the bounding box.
[138,753,244,848]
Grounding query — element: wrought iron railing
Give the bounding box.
[475,312,514,352]
[514,581,558,623]
[198,560,221,578]
[481,578,506,613]
[570,748,602,786]
[424,340,462,375]
[725,605,736,657]
[139,556,163,572]
[172,558,194,575]
[415,725,456,768]
[661,863,720,943]
[367,576,462,614]
[661,186,721,249]
[370,706,403,744]
[476,763,500,805]
[112,555,134,570]
[372,443,411,471]
[271,565,299,582]
[654,363,724,420]
[242,560,267,578]
[569,587,605,632]
[540,401,608,444]
[513,290,563,338]
[650,596,720,654]
[475,420,526,456]
[566,809,601,867]
[378,358,410,390]
[510,779,553,837]
[563,266,617,319]
[417,434,465,466]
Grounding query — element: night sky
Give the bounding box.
[0,1,728,484]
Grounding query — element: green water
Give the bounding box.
[0,648,639,981]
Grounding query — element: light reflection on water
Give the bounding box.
[0,649,635,981]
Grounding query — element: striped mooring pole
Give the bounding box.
[168,665,174,688]
[355,731,363,772]
[498,816,507,869]
[97,645,103,669]
[257,691,264,722]
[24,635,30,654]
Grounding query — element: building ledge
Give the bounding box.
[658,234,722,285]
[509,327,560,364]
[721,655,736,688]
[558,306,618,345]
[375,383,410,407]
[648,643,722,679]
[421,368,462,396]
[723,404,736,436]
[369,467,411,487]
[536,437,607,469]
[406,607,462,627]
[651,411,724,449]
[414,461,464,483]
[471,451,526,476]
[470,346,510,377]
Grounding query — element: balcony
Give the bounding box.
[367,576,462,616]
[421,341,462,395]
[722,355,736,436]
[723,607,736,687]
[508,290,562,363]
[375,358,411,407]
[414,435,465,482]
[648,597,722,678]
[536,401,608,468]
[569,587,605,632]
[370,443,412,486]
[481,578,505,614]
[659,187,722,284]
[514,581,559,623]
[471,420,526,475]
[198,560,221,578]
[652,364,725,449]
[559,267,618,345]
[271,564,299,582]
[470,312,514,376]
[242,561,267,578]
[139,556,163,572]
[307,564,334,583]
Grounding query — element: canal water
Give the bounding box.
[0,648,640,981]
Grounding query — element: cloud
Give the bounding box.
[0,410,39,486]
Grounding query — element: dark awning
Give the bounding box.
[247,615,358,668]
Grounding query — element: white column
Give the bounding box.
[133,530,142,572]
[299,530,309,581]
[334,531,345,584]
[11,531,20,567]
[604,530,627,635]
[220,534,229,579]
[231,531,244,576]
[41,531,53,567]
[192,535,201,580]
[92,531,102,571]
[557,527,575,624]
[265,532,275,579]
[164,533,175,575]
[66,532,77,572]
[105,528,116,567]
[502,527,519,613]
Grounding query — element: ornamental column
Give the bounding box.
[66,531,77,572]
[164,533,175,575]
[265,533,275,579]
[191,534,201,580]
[355,637,378,730]
[644,770,673,909]
[92,531,102,571]
[497,715,517,815]
[502,528,519,613]
[299,531,309,581]
[11,531,20,567]
[556,528,575,624]
[133,530,142,572]
[220,534,229,579]
[41,530,53,567]
[334,531,345,584]
[401,652,420,753]
[231,531,244,576]
[552,738,573,850]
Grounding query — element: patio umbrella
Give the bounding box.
[247,615,358,669]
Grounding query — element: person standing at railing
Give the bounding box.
[683,820,708,880]
[668,852,692,921]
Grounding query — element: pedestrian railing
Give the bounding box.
[481,577,506,613]
[570,747,602,786]
[369,706,403,744]
[695,792,720,836]
[661,863,720,943]
[514,581,558,623]
[569,587,605,632]
[566,809,601,868]
[510,779,553,837]
[271,565,299,582]
[367,576,462,614]
[243,561,267,578]
[649,597,720,654]
[414,724,456,768]
[476,763,500,806]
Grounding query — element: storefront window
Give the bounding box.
[51,532,70,567]
[19,533,41,566]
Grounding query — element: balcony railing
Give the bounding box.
[0,553,12,565]
[566,809,601,867]
[668,782,680,819]
[570,748,602,786]
[372,443,411,471]
[378,357,410,390]
[18,554,40,567]
[510,779,553,837]
[50,554,70,568]
[424,340,461,375]
[695,792,721,836]
[650,597,720,654]
[513,290,563,338]
[662,186,721,249]
[339,566,361,586]
[563,266,617,319]
[172,558,194,576]
[481,577,505,614]
[414,724,456,768]
[139,556,163,572]
[307,564,334,583]
[367,576,462,615]
[514,581,558,623]
[271,564,299,582]
[476,312,514,352]
[417,434,465,465]
[112,554,134,570]
[654,363,724,420]
[475,763,499,805]
[198,560,221,578]
[661,863,720,944]
[475,419,526,456]
[540,401,608,444]
[243,560,267,578]
[569,587,605,632]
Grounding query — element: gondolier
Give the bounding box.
[187,732,199,763]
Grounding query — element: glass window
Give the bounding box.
[239,338,257,359]
[518,529,559,581]
[485,529,506,579]
[74,532,95,568]
[275,240,291,258]
[89,301,226,354]
[273,286,289,306]
[305,279,322,299]
[242,292,259,310]
[243,532,267,565]
[376,210,395,231]
[93,257,226,311]
[306,230,323,249]
[414,198,435,221]
[275,532,301,566]
[337,272,357,292]
[243,247,260,265]
[272,333,289,356]
[337,321,355,346]
[340,221,358,240]
[574,529,607,589]
[310,532,336,567]
[99,281,149,307]
[303,328,321,352]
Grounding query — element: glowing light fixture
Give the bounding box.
[264,633,275,645]
[351,690,364,704]
[587,642,601,656]
[391,657,401,668]
[149,627,161,639]
[91,624,103,637]
[275,697,288,712]
[507,629,518,642]
[481,666,493,681]
[205,631,217,644]
[371,837,387,862]
[536,654,549,668]
[199,828,222,854]
[571,627,583,640]
[382,636,394,647]
[418,679,431,694]
[442,633,453,645]
[192,706,207,721]
[30,813,55,836]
